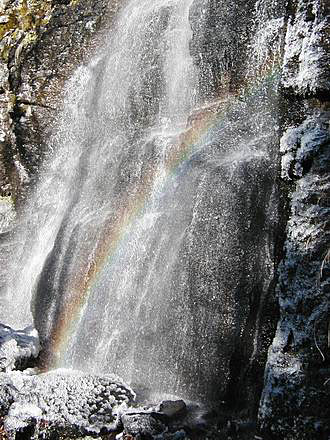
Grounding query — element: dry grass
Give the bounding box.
[320,248,330,279]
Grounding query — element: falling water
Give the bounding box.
[0,0,280,403]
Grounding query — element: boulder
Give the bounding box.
[157,400,187,419]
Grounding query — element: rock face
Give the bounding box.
[258,1,330,439]
[189,2,330,438]
[0,0,119,206]
[0,195,15,233]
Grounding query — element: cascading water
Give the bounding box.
[0,0,281,404]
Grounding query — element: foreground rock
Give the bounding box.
[118,400,188,439]
[0,323,39,372]
[0,369,135,438]
[0,373,215,440]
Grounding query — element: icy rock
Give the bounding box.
[0,369,135,437]
[280,113,329,180]
[4,402,42,432]
[259,109,330,438]
[0,339,18,372]
[281,0,330,95]
[0,324,40,371]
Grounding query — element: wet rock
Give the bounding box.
[154,430,190,440]
[0,195,15,233]
[259,98,330,440]
[157,400,187,419]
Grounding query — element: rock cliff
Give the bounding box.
[258,0,330,438]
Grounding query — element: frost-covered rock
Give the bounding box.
[121,413,166,437]
[281,0,330,95]
[0,323,39,371]
[4,402,42,433]
[280,112,329,180]
[156,400,187,419]
[259,110,330,439]
[0,368,136,438]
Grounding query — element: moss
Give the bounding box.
[0,0,53,60]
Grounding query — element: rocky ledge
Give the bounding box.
[0,369,136,439]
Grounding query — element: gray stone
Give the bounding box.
[157,400,187,419]
[122,413,166,437]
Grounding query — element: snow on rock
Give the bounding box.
[280,111,329,180]
[4,402,42,433]
[281,0,330,96]
[0,368,136,438]
[0,324,40,372]
[258,109,330,439]
[121,413,166,437]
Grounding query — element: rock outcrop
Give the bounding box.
[258,1,330,438]
[0,366,212,440]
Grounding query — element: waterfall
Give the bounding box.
[0,0,280,403]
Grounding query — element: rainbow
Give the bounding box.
[45,62,281,369]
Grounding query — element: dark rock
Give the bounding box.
[122,413,166,438]
[259,6,330,433]
[157,400,187,419]
[158,430,190,440]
